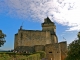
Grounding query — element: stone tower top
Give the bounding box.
[44,17,53,23]
[42,17,56,33]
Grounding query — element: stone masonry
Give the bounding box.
[14,17,67,60]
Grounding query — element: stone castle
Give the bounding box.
[14,17,67,60]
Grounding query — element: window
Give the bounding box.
[49,52,52,53]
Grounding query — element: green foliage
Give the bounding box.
[65,32,80,60]
[35,51,46,59]
[0,51,46,60]
[0,30,6,47]
[65,40,80,60]
[0,52,41,60]
[77,32,80,40]
[26,53,40,60]
[0,53,11,60]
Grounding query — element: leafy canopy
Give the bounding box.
[0,30,6,47]
[65,32,80,60]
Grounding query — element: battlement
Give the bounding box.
[19,29,42,32]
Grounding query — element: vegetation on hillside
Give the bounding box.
[0,51,46,60]
[65,32,80,60]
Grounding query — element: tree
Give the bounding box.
[0,30,6,47]
[65,32,80,60]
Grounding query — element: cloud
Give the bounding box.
[0,0,80,31]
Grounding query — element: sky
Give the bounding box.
[0,0,80,50]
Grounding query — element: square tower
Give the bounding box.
[42,17,58,43]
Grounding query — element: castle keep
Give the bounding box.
[14,17,67,60]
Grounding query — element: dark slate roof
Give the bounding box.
[44,17,53,24]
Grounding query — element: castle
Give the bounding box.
[14,17,67,60]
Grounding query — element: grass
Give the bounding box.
[0,52,45,60]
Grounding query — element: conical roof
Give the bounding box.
[44,17,53,23]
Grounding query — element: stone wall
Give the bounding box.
[14,17,67,60]
[34,45,45,52]
[45,44,61,60]
[59,41,67,60]
[54,43,61,60]
[15,46,35,53]
[14,34,18,49]
[15,30,52,48]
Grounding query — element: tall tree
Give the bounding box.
[77,32,80,43]
[65,32,80,60]
[0,30,6,47]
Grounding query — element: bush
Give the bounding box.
[0,52,45,60]
[35,51,46,59]
[0,53,11,60]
